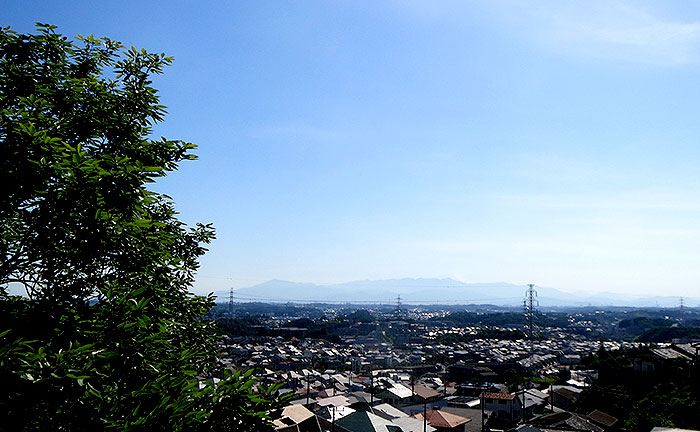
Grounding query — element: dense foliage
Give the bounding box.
[216,314,376,344]
[575,348,700,432]
[638,327,700,342]
[618,316,671,329]
[209,302,325,319]
[0,24,282,431]
[438,311,571,328]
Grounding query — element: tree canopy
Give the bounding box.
[0,24,281,431]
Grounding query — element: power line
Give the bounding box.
[204,280,536,290]
[224,293,526,305]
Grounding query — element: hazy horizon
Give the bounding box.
[214,277,696,308]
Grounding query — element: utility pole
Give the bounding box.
[443,369,447,396]
[411,370,415,399]
[521,386,526,423]
[550,383,553,411]
[481,392,485,432]
[331,406,335,432]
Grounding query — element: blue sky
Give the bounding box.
[6,1,700,299]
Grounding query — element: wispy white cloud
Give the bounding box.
[397,0,700,66]
[524,1,700,66]
[501,187,700,213]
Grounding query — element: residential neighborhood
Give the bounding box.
[213,304,700,432]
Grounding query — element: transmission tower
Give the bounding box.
[523,284,539,379]
[395,294,403,317]
[524,284,538,340]
[228,287,234,316]
[680,297,685,314]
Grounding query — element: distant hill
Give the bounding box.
[212,278,698,307]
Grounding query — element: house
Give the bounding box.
[377,384,414,406]
[413,384,440,403]
[316,395,351,409]
[551,387,580,411]
[412,409,470,432]
[586,409,618,430]
[480,392,522,421]
[347,391,374,409]
[533,411,603,432]
[372,403,436,432]
[521,388,549,418]
[288,397,319,411]
[440,407,487,432]
[336,411,404,432]
[316,405,355,422]
[671,343,700,359]
[393,416,437,432]
[373,403,411,421]
[273,404,322,432]
[633,348,690,374]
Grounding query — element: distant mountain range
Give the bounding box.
[212,278,697,308]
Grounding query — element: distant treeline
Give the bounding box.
[638,327,700,342]
[618,316,671,329]
[209,302,325,318]
[435,311,571,328]
[217,316,342,343]
[216,309,379,343]
[617,315,700,342]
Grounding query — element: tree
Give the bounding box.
[0,24,283,431]
[502,368,524,393]
[624,383,700,432]
[347,309,374,323]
